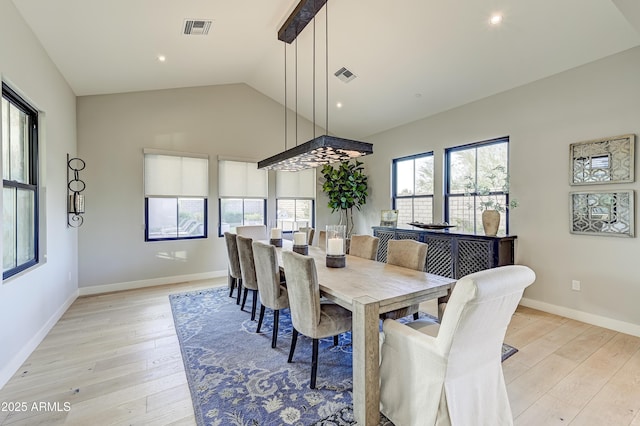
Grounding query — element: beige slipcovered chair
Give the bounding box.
[236,225,267,240]
[299,227,315,246]
[223,232,242,305]
[236,235,259,321]
[282,250,352,389]
[383,239,428,320]
[348,234,380,260]
[379,265,536,426]
[316,230,327,250]
[252,241,290,348]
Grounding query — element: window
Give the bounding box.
[218,159,267,236]
[276,169,315,232]
[392,152,434,225]
[445,137,510,234]
[2,83,39,279]
[144,149,208,241]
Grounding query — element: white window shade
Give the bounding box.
[218,160,268,198]
[144,152,208,197]
[276,168,316,198]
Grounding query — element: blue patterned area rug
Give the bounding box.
[169,287,517,426]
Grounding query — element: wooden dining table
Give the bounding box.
[275,241,456,425]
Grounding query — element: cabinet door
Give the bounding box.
[456,239,493,278]
[373,229,395,262]
[424,236,454,278]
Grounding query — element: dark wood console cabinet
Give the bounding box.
[372,226,516,279]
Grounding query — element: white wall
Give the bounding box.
[0,0,78,387]
[358,46,640,334]
[76,84,318,292]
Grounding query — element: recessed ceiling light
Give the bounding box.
[157,55,167,62]
[336,102,343,109]
[490,14,503,25]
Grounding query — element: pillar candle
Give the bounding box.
[293,232,306,246]
[327,238,343,255]
[270,228,282,239]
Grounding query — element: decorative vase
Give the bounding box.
[482,210,500,236]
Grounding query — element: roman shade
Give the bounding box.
[144,149,208,197]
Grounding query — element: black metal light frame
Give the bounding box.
[258,135,373,171]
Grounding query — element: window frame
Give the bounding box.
[143,150,209,242]
[444,136,511,234]
[144,197,208,242]
[392,151,434,224]
[218,198,267,237]
[2,82,39,279]
[275,198,315,234]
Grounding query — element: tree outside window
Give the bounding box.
[446,138,510,234]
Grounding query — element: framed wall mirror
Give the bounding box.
[570,190,634,237]
[570,134,635,185]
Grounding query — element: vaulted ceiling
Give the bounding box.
[11,0,640,139]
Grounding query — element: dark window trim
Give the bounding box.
[144,197,208,242]
[391,151,434,221]
[2,82,39,280]
[218,198,267,237]
[275,198,316,234]
[444,136,510,233]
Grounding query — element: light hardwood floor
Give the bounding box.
[1,278,639,425]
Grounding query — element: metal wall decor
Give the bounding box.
[570,134,635,185]
[67,154,86,227]
[570,190,634,237]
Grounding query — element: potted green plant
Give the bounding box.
[463,165,518,236]
[321,160,368,237]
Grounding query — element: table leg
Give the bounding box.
[352,295,380,425]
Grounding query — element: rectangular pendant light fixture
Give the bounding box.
[259,0,374,171]
[258,135,373,171]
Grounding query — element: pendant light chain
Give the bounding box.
[325,2,329,134]
[284,43,287,151]
[313,10,316,139]
[295,38,298,146]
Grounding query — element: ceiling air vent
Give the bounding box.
[183,19,212,35]
[334,67,356,83]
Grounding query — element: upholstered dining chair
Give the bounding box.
[316,230,327,250]
[348,235,380,260]
[236,235,260,321]
[299,227,315,246]
[383,239,428,320]
[379,265,536,426]
[223,232,242,305]
[251,241,290,348]
[282,250,352,389]
[236,225,267,240]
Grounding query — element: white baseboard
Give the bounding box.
[78,270,227,296]
[520,297,640,338]
[0,289,79,389]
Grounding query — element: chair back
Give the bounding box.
[438,265,535,374]
[316,230,327,250]
[236,225,267,240]
[386,239,427,271]
[224,232,242,279]
[236,235,258,291]
[349,235,380,260]
[252,241,286,308]
[299,227,315,245]
[282,251,322,336]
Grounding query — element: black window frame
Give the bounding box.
[392,151,435,224]
[444,136,511,234]
[275,198,315,235]
[144,197,208,242]
[2,82,39,279]
[218,198,267,237]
